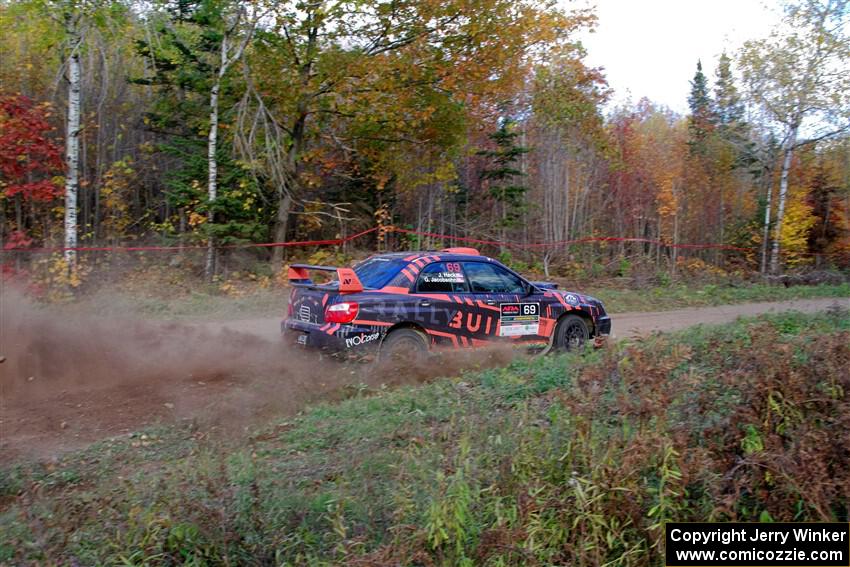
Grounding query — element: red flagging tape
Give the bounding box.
[392,229,847,257]
[2,227,380,253]
[390,228,756,252]
[1,225,845,257]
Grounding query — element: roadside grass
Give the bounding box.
[53,281,850,321]
[584,281,850,313]
[1,309,849,565]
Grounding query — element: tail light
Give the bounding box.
[325,302,359,323]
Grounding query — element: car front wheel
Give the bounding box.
[554,314,590,351]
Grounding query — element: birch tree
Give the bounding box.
[63,18,82,268]
[740,0,850,274]
[47,2,91,270]
[204,2,257,280]
[42,0,118,271]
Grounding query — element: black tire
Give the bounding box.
[553,314,590,351]
[379,328,429,363]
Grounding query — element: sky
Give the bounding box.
[576,1,782,114]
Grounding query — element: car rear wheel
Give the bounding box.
[379,328,429,364]
[554,314,590,351]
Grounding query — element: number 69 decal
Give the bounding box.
[522,304,538,315]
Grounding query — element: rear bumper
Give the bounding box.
[282,319,383,354]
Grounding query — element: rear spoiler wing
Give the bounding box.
[287,264,364,293]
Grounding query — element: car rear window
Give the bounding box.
[353,257,407,289]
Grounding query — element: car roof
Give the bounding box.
[369,251,495,262]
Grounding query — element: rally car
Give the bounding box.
[282,248,611,359]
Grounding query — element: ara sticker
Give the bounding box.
[499,303,540,337]
[565,294,579,305]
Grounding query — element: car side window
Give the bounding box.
[416,262,469,293]
[463,262,527,294]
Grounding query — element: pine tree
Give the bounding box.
[687,60,714,155]
[134,0,260,278]
[714,52,755,164]
[478,118,529,245]
[714,53,744,128]
[477,118,530,231]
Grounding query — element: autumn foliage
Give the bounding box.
[0,0,847,277]
[0,94,62,203]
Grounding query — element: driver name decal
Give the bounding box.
[421,262,465,284]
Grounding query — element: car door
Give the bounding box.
[461,261,543,341]
[411,261,471,347]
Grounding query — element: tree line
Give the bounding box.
[1,0,848,280]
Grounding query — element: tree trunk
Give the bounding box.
[64,44,81,270]
[760,166,773,275]
[718,183,724,267]
[769,127,798,274]
[205,77,221,281]
[672,209,679,276]
[271,192,292,269]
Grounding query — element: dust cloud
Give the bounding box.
[0,289,519,461]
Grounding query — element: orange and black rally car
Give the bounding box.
[282,248,611,358]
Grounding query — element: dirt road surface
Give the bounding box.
[2,295,847,462]
[611,297,849,338]
[211,296,850,340]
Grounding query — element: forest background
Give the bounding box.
[1,0,849,289]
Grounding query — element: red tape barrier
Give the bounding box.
[1,226,845,258]
[390,228,756,252]
[392,229,846,258]
[1,227,380,253]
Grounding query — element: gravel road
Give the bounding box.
[213,296,850,340]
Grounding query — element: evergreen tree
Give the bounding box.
[714,52,756,167]
[133,0,268,254]
[687,60,714,154]
[714,53,744,128]
[477,118,530,229]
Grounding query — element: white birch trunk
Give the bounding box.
[204,16,254,279]
[760,171,773,275]
[64,44,81,270]
[205,76,220,280]
[769,126,798,274]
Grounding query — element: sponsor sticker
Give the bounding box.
[345,332,380,348]
[564,293,579,305]
[499,303,540,337]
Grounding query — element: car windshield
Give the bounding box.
[353,257,407,289]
